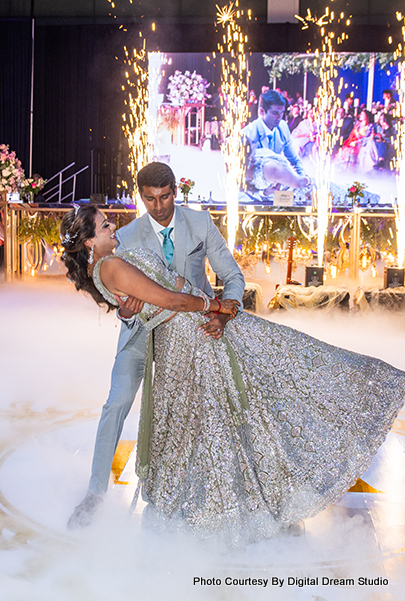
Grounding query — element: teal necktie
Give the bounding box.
[267,131,274,149]
[160,227,174,264]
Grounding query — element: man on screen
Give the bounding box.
[242,89,310,196]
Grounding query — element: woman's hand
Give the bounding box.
[217,299,240,319]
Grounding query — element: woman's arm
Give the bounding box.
[100,256,238,316]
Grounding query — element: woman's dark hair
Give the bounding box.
[60,205,115,310]
[360,109,373,125]
[380,112,393,127]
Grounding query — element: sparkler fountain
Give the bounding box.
[122,38,150,204]
[296,5,352,278]
[310,8,342,273]
[216,2,251,251]
[392,12,405,271]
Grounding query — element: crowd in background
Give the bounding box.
[247,86,398,175]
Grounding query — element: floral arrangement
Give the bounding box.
[0,144,46,199]
[20,176,46,196]
[347,181,367,205]
[167,70,211,105]
[0,144,24,193]
[178,178,195,195]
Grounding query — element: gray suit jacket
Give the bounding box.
[115,206,245,353]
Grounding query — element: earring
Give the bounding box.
[88,244,94,265]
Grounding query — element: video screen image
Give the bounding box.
[148,52,398,208]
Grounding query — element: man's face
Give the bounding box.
[139,184,176,227]
[259,104,285,130]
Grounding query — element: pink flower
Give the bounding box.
[349,186,356,194]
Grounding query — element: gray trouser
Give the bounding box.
[88,326,147,496]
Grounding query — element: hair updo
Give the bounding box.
[60,205,115,310]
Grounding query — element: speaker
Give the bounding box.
[384,267,405,288]
[305,266,324,287]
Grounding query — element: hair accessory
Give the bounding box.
[60,231,78,245]
[88,243,94,265]
[71,202,80,216]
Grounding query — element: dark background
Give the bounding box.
[0,0,402,199]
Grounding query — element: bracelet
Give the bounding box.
[200,292,211,313]
[214,295,221,315]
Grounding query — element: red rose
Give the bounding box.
[349,186,356,194]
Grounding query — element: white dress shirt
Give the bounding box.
[148,211,176,248]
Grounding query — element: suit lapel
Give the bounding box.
[141,214,166,263]
[172,207,187,275]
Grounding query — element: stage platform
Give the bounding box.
[1,278,405,600]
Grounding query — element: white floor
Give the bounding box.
[1,276,405,600]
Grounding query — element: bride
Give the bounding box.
[61,205,405,546]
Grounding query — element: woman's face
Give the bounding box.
[87,210,117,258]
[359,111,369,125]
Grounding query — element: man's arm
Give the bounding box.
[204,213,245,308]
[280,121,306,176]
[194,211,245,339]
[241,119,263,162]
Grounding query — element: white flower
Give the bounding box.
[167,70,211,104]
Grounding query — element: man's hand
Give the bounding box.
[198,312,231,339]
[114,295,144,320]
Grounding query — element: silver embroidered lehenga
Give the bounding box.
[93,248,405,546]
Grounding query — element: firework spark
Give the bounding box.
[215,2,237,25]
[295,8,330,30]
[297,5,352,49]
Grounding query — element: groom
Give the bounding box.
[68,162,245,527]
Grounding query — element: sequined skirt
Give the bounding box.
[140,311,405,546]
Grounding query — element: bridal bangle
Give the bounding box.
[199,290,217,314]
[201,294,211,313]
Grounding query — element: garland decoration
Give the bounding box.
[263,52,396,82]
